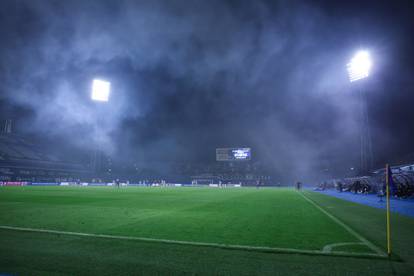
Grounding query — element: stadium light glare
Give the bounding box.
[347,50,372,82]
[91,79,111,102]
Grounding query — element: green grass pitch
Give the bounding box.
[0,186,413,275]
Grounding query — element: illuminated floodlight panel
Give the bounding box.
[91,79,111,102]
[347,51,372,82]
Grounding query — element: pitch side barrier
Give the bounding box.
[0,181,30,186]
[1,182,247,187]
[30,182,60,186]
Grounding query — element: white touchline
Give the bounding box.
[298,191,387,257]
[0,225,385,258]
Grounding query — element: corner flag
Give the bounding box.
[387,165,397,196]
[385,164,393,256]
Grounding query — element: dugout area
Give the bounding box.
[0,187,413,275]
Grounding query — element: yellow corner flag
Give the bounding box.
[385,163,392,256]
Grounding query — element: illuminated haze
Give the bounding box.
[0,0,413,182]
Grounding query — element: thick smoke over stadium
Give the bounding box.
[0,0,413,182]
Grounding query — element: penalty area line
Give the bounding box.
[0,225,385,259]
[298,191,387,257]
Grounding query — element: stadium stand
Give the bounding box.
[0,133,88,182]
[320,163,414,199]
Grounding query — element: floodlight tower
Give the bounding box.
[347,50,374,174]
[91,79,111,175]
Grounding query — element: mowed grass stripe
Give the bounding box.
[0,187,364,252]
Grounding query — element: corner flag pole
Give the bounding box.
[385,163,391,256]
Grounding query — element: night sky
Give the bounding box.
[0,0,413,181]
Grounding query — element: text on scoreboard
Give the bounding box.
[216,148,251,161]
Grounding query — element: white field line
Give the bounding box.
[322,242,365,253]
[298,191,387,257]
[0,225,385,258]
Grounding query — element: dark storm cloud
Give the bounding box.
[0,0,413,181]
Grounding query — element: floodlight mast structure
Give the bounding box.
[91,79,111,175]
[347,51,374,174]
